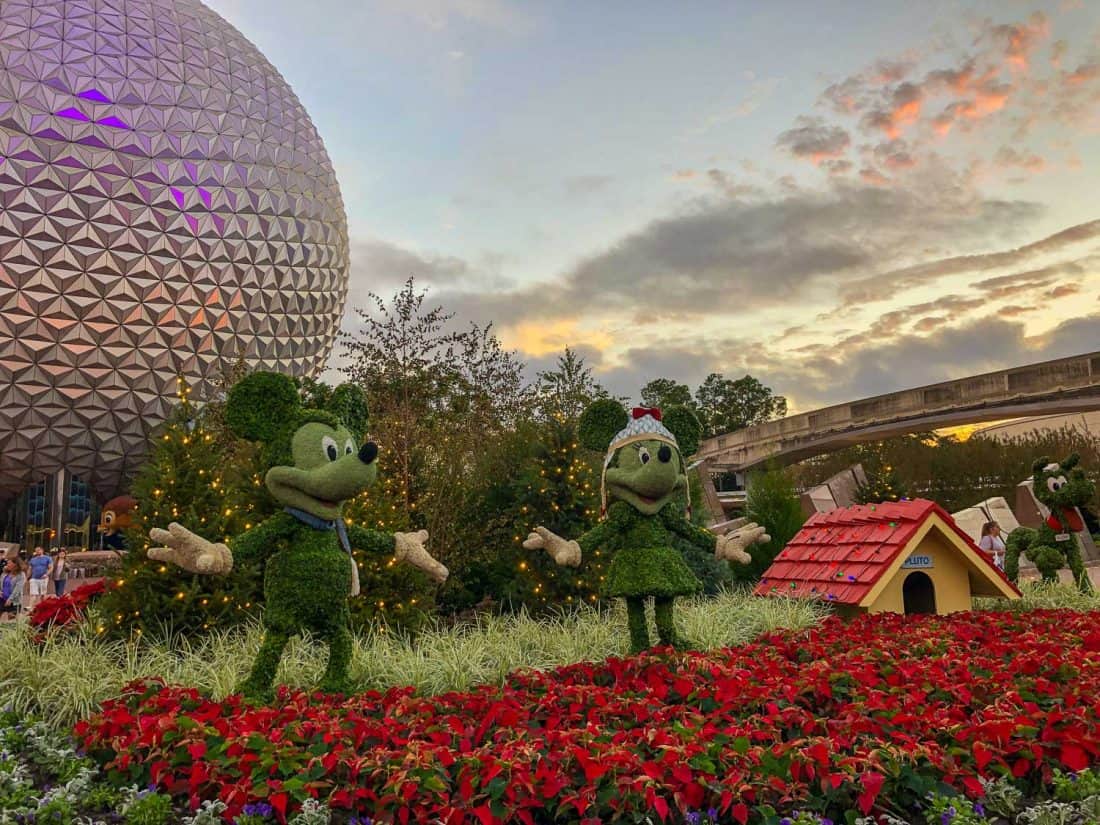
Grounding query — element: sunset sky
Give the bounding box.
[208,0,1100,412]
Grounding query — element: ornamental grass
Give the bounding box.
[0,590,825,731]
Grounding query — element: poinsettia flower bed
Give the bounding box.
[29,579,108,631]
[74,609,1100,824]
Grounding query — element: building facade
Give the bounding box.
[0,0,349,544]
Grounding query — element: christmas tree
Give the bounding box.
[96,377,273,638]
[458,421,606,613]
[854,458,909,504]
[339,453,438,633]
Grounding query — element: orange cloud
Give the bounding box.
[1067,62,1100,84]
[1048,283,1081,299]
[984,12,1049,72]
[500,319,612,357]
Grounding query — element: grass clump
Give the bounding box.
[974,579,1100,612]
[0,591,826,731]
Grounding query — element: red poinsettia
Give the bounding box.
[74,609,1100,824]
[30,579,108,631]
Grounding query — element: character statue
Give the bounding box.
[146,372,448,700]
[98,495,138,550]
[1005,453,1095,593]
[524,401,769,653]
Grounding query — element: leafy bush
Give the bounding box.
[731,466,806,584]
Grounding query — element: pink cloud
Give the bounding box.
[981,12,1049,71]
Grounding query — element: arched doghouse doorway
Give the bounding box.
[902,571,936,614]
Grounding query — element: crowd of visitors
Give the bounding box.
[0,546,70,621]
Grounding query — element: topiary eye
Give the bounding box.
[344,438,355,455]
[322,435,339,462]
[638,446,651,465]
[1046,475,1067,492]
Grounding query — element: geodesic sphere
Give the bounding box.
[0,0,349,500]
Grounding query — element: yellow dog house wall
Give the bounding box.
[756,499,1020,615]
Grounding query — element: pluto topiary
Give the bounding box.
[1005,453,1095,593]
[525,404,769,653]
[147,372,449,701]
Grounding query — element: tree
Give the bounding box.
[694,373,787,438]
[531,348,610,424]
[339,277,528,515]
[730,466,806,584]
[97,377,273,637]
[339,277,531,579]
[639,378,694,411]
[446,420,606,613]
[854,458,910,504]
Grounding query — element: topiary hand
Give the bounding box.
[147,522,233,575]
[394,530,449,583]
[523,526,582,567]
[715,518,770,565]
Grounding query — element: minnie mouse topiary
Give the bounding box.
[525,400,769,653]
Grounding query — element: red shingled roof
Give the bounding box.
[754,498,1019,604]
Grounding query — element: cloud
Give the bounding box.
[840,220,1100,305]
[583,312,1100,410]
[775,116,852,164]
[381,0,534,32]
[994,146,1046,172]
[564,175,614,196]
[979,11,1050,71]
[755,313,1100,410]
[427,181,1043,336]
[1048,283,1082,299]
[861,82,923,139]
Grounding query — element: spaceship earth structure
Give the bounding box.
[0,0,350,499]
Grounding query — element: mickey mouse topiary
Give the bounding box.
[147,372,448,701]
[1005,453,1094,593]
[525,402,769,653]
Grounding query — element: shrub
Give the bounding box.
[731,466,806,584]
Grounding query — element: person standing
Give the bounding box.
[979,521,1006,571]
[1,559,25,619]
[51,549,68,597]
[26,546,51,611]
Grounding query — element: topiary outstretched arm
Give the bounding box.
[345,525,396,556]
[345,525,449,583]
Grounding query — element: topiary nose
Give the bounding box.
[658,444,672,463]
[359,441,378,465]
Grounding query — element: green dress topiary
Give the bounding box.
[525,401,769,654]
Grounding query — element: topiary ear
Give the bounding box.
[1032,456,1051,477]
[663,406,702,457]
[578,399,628,452]
[1062,453,1081,471]
[328,384,369,439]
[225,372,301,442]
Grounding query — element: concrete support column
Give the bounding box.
[51,467,68,550]
[696,459,727,526]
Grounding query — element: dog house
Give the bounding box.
[755,499,1020,615]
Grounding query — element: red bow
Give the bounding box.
[632,406,662,421]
